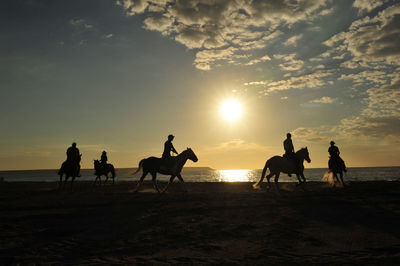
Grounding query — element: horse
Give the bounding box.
[131,148,198,193]
[93,160,116,186]
[328,156,346,186]
[253,147,311,190]
[58,157,81,189]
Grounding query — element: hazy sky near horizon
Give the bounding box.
[1,0,400,170]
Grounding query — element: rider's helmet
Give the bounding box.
[102,150,107,154]
[72,142,77,147]
[330,141,335,145]
[168,134,174,140]
[286,133,291,138]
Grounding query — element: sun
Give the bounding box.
[219,98,243,123]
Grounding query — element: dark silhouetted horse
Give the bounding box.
[254,147,311,190]
[58,156,81,189]
[132,148,198,193]
[329,156,346,186]
[93,160,116,186]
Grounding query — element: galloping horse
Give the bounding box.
[132,148,198,193]
[58,156,81,189]
[93,160,116,186]
[328,156,345,186]
[253,147,311,190]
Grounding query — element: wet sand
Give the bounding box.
[1,181,400,264]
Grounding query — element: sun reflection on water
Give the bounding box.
[218,169,251,182]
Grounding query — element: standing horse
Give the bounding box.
[58,157,80,189]
[253,147,311,190]
[328,156,346,186]
[93,160,116,186]
[131,148,198,193]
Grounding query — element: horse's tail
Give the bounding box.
[131,159,144,176]
[254,159,270,187]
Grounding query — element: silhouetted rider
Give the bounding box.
[329,141,347,172]
[101,151,108,168]
[66,142,81,177]
[283,133,299,176]
[162,134,178,159]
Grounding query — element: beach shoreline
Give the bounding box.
[1,181,400,264]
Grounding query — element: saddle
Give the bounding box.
[160,157,175,172]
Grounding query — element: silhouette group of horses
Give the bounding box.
[58,146,346,192]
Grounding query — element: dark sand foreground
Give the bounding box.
[1,181,400,265]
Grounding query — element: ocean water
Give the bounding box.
[0,167,399,183]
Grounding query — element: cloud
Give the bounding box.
[353,0,389,13]
[309,96,337,104]
[69,18,94,30]
[292,127,330,144]
[324,4,400,66]
[117,0,330,70]
[245,55,271,66]
[283,34,303,47]
[245,70,333,92]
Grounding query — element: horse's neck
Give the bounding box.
[296,151,305,162]
[176,151,189,168]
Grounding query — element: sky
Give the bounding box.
[1,0,400,170]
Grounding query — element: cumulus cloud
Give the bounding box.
[117,0,330,70]
[324,4,400,66]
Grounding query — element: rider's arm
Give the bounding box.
[171,145,178,154]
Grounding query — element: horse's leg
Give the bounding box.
[134,171,148,193]
[71,176,75,190]
[266,173,274,189]
[59,174,63,189]
[177,174,187,192]
[339,172,345,186]
[163,175,176,193]
[274,172,281,192]
[151,172,160,193]
[93,176,98,186]
[104,175,109,185]
[295,174,302,185]
[301,172,306,183]
[63,176,69,189]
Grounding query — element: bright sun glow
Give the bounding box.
[219,98,243,123]
[218,169,251,182]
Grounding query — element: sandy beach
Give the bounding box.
[1,181,400,264]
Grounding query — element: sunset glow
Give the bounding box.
[219,99,243,123]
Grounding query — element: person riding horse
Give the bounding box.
[101,151,108,167]
[283,133,299,176]
[161,134,178,170]
[328,141,347,172]
[65,142,81,177]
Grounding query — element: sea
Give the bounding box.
[0,167,399,183]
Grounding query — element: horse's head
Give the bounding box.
[94,159,100,167]
[303,147,311,163]
[186,147,198,162]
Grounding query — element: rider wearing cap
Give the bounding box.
[162,134,178,159]
[328,141,347,172]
